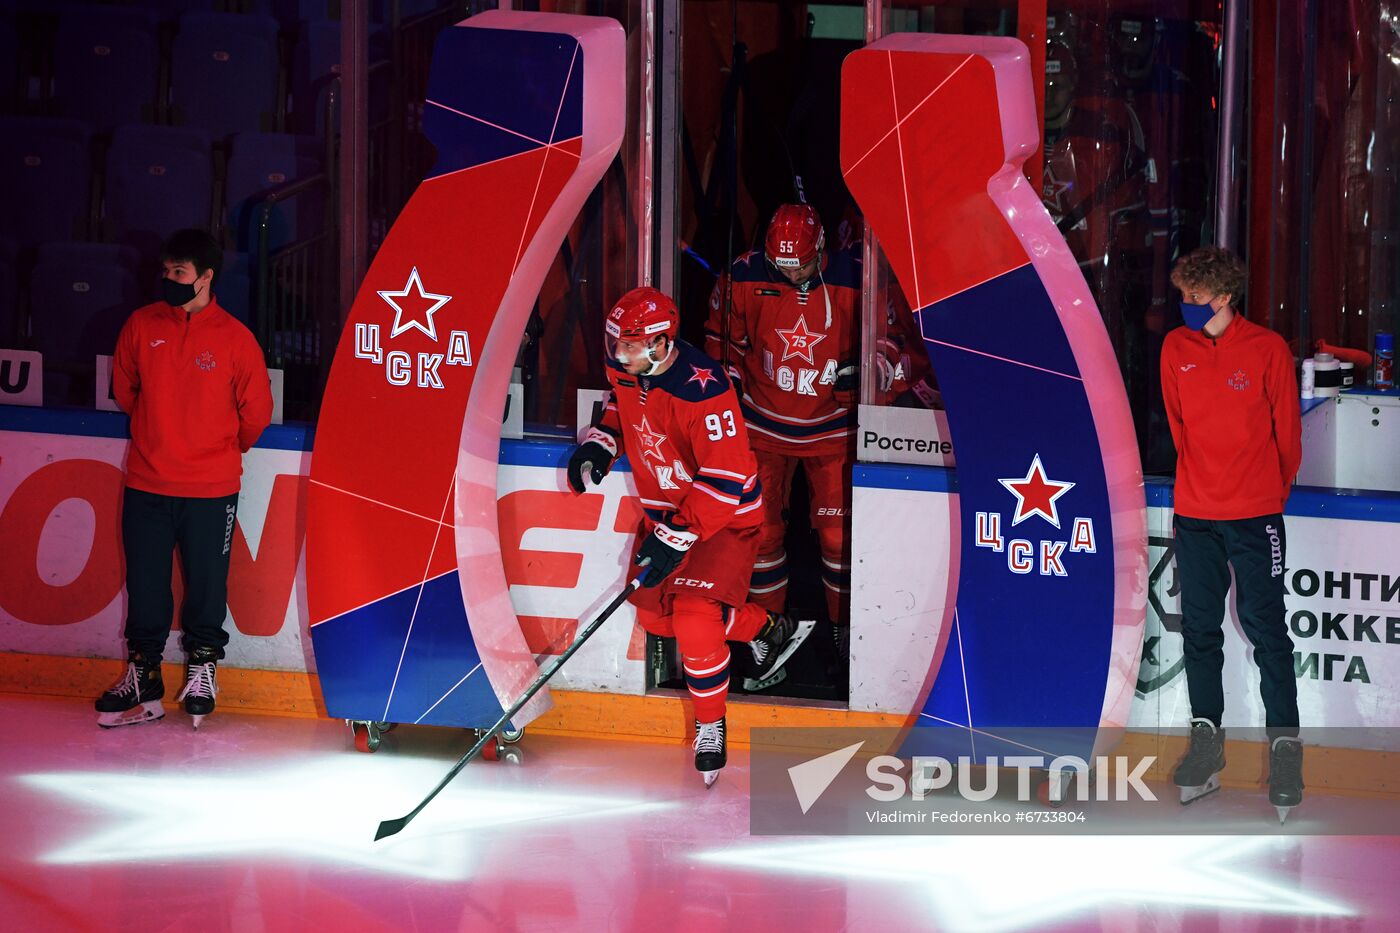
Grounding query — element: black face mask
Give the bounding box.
[161,277,201,308]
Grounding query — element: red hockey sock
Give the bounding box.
[671,595,730,722]
[724,602,772,643]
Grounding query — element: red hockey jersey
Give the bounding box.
[592,340,762,540]
[705,246,861,456]
[1041,94,1150,271]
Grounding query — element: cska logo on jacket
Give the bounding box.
[763,315,837,397]
[351,266,474,390]
[974,454,1097,576]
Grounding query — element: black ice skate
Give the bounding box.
[1269,736,1304,824]
[831,623,850,681]
[694,717,726,788]
[95,653,165,728]
[176,647,219,729]
[743,612,816,691]
[1173,717,1226,804]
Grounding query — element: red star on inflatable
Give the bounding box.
[377,266,451,342]
[687,365,718,390]
[998,454,1076,528]
[633,415,668,463]
[775,315,827,366]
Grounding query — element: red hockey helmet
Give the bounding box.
[1110,14,1161,82]
[765,203,825,271]
[605,286,680,375]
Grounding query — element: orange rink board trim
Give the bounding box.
[0,650,900,743]
[2,650,1395,797]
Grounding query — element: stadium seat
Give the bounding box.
[290,20,388,136]
[0,117,93,250]
[51,5,160,132]
[143,0,219,20]
[226,132,323,253]
[386,0,444,21]
[218,249,253,328]
[170,12,281,139]
[104,124,213,266]
[28,242,142,405]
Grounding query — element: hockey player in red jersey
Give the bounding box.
[705,204,868,661]
[567,287,815,786]
[835,206,941,411]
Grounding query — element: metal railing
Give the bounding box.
[253,172,336,422]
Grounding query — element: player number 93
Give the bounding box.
[705,411,737,441]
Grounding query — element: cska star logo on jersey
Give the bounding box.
[976,454,1097,578]
[998,454,1075,528]
[634,415,669,463]
[1040,162,1074,217]
[775,315,826,366]
[687,365,718,390]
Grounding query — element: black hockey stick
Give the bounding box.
[375,575,645,841]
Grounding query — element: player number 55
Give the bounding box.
[705,410,737,441]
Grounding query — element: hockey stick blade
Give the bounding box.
[374,576,643,841]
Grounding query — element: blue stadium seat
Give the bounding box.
[178,9,280,44]
[245,1,364,28]
[385,0,444,22]
[52,6,160,132]
[171,13,281,139]
[143,0,219,20]
[218,250,252,328]
[104,124,213,265]
[291,20,388,136]
[226,132,323,253]
[0,117,92,250]
[290,21,342,136]
[28,242,142,405]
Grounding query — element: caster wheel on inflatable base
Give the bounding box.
[350,720,382,753]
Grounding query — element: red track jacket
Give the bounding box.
[113,299,273,498]
[1161,314,1302,520]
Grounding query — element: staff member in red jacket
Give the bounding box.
[95,229,273,731]
[1160,246,1304,820]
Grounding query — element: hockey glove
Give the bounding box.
[873,350,898,394]
[910,376,942,409]
[635,521,697,587]
[566,428,618,494]
[833,361,859,407]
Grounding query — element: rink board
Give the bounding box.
[4,412,1400,743]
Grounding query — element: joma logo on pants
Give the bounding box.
[1266,523,1283,577]
[223,504,237,556]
